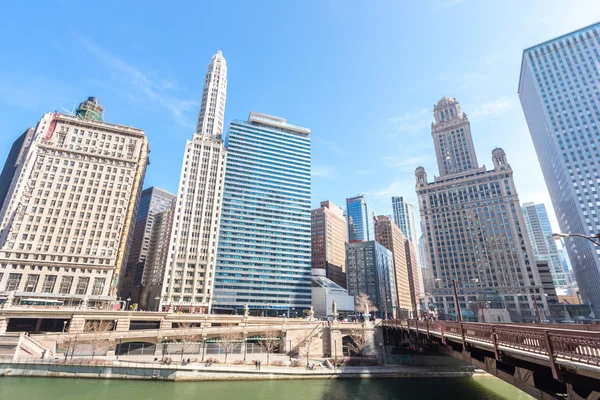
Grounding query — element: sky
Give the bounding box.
[1,0,599,235]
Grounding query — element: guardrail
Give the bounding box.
[382,319,600,373]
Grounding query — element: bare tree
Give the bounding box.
[355,293,378,317]
[348,328,371,363]
[175,322,200,361]
[217,325,241,364]
[259,330,280,365]
[63,332,81,361]
[83,320,114,360]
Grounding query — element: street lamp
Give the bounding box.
[530,293,548,323]
[379,342,384,365]
[126,296,131,310]
[114,319,118,331]
[62,320,67,333]
[292,307,296,318]
[434,278,478,322]
[552,232,600,247]
[163,336,169,357]
[155,296,161,312]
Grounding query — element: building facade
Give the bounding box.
[346,195,375,242]
[374,215,411,318]
[160,51,228,313]
[346,241,397,318]
[121,187,175,303]
[311,200,347,288]
[391,196,418,244]
[0,97,148,307]
[518,23,600,316]
[416,97,546,322]
[521,202,570,288]
[214,112,312,315]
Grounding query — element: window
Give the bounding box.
[42,275,57,293]
[59,276,73,294]
[5,273,22,291]
[24,274,40,292]
[91,277,105,295]
[76,277,89,295]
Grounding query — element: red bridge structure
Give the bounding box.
[382,319,600,400]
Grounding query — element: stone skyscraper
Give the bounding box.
[519,23,600,316]
[416,97,546,322]
[0,97,148,307]
[160,51,227,313]
[522,202,570,288]
[311,201,347,288]
[214,113,311,315]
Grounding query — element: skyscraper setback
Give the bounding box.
[160,51,228,313]
[416,97,546,322]
[214,112,312,314]
[0,97,148,306]
[518,23,600,316]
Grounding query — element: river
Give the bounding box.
[0,376,533,400]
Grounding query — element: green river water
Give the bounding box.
[0,376,533,400]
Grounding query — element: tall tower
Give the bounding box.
[519,23,600,316]
[416,97,546,322]
[521,202,569,288]
[311,201,348,288]
[214,112,311,315]
[160,51,228,313]
[391,196,417,243]
[346,195,375,242]
[0,97,148,306]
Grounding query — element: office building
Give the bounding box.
[519,23,600,316]
[416,96,546,322]
[405,240,422,317]
[121,187,175,304]
[311,269,354,319]
[374,215,411,318]
[346,195,375,242]
[0,97,149,307]
[391,196,418,243]
[346,241,397,318]
[0,128,35,212]
[160,51,228,313]
[214,112,312,314]
[311,200,347,288]
[522,202,570,288]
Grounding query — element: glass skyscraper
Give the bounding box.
[214,112,312,314]
[521,202,569,288]
[346,195,375,242]
[391,196,417,244]
[519,23,600,315]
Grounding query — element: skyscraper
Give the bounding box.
[346,241,397,318]
[346,195,375,242]
[374,215,411,318]
[416,97,546,322]
[518,23,600,316]
[121,187,175,303]
[522,202,570,288]
[0,97,148,306]
[160,51,227,313]
[214,112,311,315]
[311,200,347,288]
[0,128,34,212]
[391,196,417,243]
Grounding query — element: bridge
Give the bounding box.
[383,319,600,400]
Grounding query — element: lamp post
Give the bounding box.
[116,335,123,360]
[163,336,169,357]
[155,296,161,312]
[114,319,118,331]
[552,232,600,247]
[292,307,296,318]
[435,278,478,322]
[126,296,131,310]
[62,320,67,333]
[530,293,548,323]
[380,343,384,365]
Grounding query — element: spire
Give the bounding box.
[196,51,228,138]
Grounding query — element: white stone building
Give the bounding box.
[0,97,148,308]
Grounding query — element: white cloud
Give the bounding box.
[76,35,197,128]
[380,154,430,169]
[468,96,517,120]
[312,166,338,179]
[355,169,371,175]
[365,178,416,199]
[387,108,430,137]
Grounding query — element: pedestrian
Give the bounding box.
[258,360,261,370]
[254,360,258,370]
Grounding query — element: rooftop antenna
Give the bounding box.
[61,104,77,116]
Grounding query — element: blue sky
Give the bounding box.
[1,0,599,233]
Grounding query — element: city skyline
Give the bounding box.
[1,2,599,233]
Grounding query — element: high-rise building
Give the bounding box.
[0,97,148,307]
[0,128,34,212]
[374,215,411,318]
[518,23,600,316]
[160,51,228,313]
[405,240,421,317]
[346,195,375,242]
[522,202,570,288]
[140,200,175,310]
[311,200,347,288]
[121,187,175,303]
[391,196,417,243]
[345,241,397,318]
[416,97,546,322]
[214,112,312,315]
